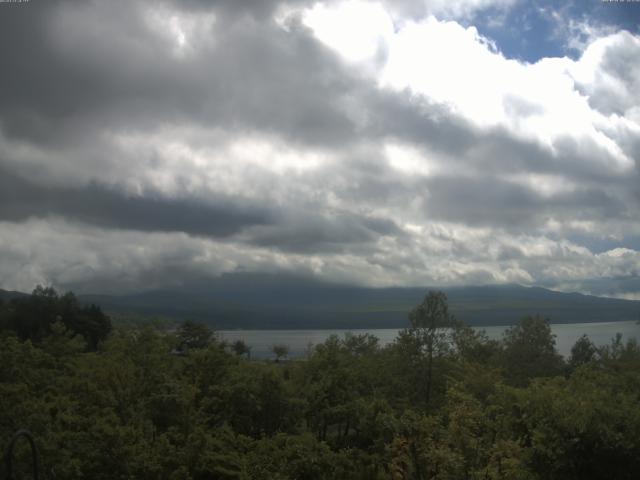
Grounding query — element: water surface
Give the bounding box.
[219,321,639,360]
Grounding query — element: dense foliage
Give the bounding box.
[0,286,111,350]
[1,290,639,479]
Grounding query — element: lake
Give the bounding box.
[218,321,640,360]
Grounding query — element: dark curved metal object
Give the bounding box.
[4,430,39,480]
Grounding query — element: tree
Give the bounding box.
[407,291,460,406]
[231,339,251,359]
[8,285,59,342]
[176,320,213,351]
[298,334,386,447]
[569,334,597,369]
[272,344,289,362]
[501,316,564,386]
[66,301,112,351]
[0,287,111,350]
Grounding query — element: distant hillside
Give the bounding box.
[0,289,29,302]
[70,273,640,329]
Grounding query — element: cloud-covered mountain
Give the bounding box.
[72,274,640,329]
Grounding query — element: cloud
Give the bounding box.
[0,0,639,298]
[381,0,518,22]
[3,217,640,300]
[0,167,274,237]
[571,31,640,118]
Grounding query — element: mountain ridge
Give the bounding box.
[5,274,638,329]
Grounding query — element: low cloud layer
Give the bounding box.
[1,0,639,298]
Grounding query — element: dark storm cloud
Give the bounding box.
[295,129,637,234]
[246,211,404,253]
[171,0,311,18]
[0,0,360,150]
[366,91,479,158]
[0,166,405,253]
[422,175,625,227]
[0,168,273,237]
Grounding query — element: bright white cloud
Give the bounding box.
[380,17,508,125]
[303,1,394,64]
[304,3,638,175]
[384,142,433,176]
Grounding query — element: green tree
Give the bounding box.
[0,287,111,350]
[406,291,460,407]
[272,344,289,362]
[177,320,213,351]
[297,332,390,471]
[501,316,564,386]
[227,364,301,437]
[569,334,598,369]
[231,339,251,359]
[7,286,59,342]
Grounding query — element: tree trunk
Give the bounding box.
[425,344,433,407]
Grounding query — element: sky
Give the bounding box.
[0,0,639,298]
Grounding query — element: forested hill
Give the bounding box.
[47,274,640,328]
[0,289,29,302]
